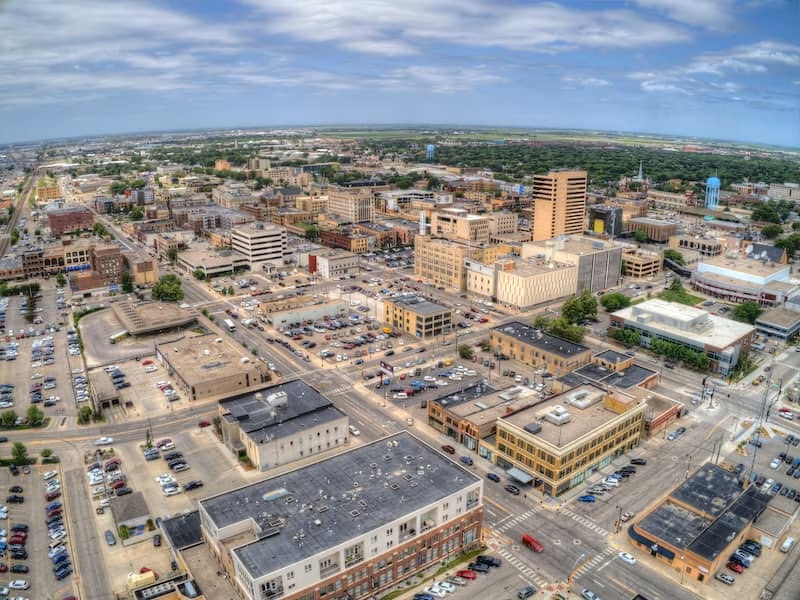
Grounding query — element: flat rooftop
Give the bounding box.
[595,350,630,364]
[493,322,589,358]
[200,432,480,579]
[220,379,345,444]
[527,235,618,255]
[433,383,545,427]
[637,502,710,553]
[501,384,634,448]
[699,254,789,277]
[670,463,743,517]
[111,301,198,336]
[156,333,263,386]
[569,362,657,389]
[755,308,800,329]
[389,295,449,316]
[612,299,754,349]
[161,510,203,550]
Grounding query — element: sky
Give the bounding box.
[0,0,798,147]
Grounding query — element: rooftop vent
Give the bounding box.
[523,423,542,435]
[544,404,572,426]
[390,482,400,490]
[349,510,360,518]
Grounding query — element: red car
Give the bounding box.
[198,420,211,428]
[727,561,744,574]
[45,491,61,501]
[456,569,477,580]
[139,566,160,580]
[110,480,126,490]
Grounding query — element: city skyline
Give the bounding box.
[1,0,799,147]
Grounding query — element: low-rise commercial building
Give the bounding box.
[218,379,349,471]
[155,334,271,401]
[383,295,452,339]
[178,249,248,278]
[628,463,770,584]
[198,432,483,600]
[754,307,800,341]
[622,248,661,279]
[496,384,646,495]
[628,217,677,242]
[430,208,489,244]
[523,236,622,294]
[609,299,754,375]
[306,249,359,279]
[489,322,592,377]
[668,235,722,257]
[690,253,794,306]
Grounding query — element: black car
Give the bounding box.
[740,544,761,557]
[504,484,520,495]
[168,459,187,469]
[6,495,23,503]
[183,480,204,491]
[630,458,647,465]
[10,524,28,533]
[9,485,22,493]
[477,555,502,567]
[115,486,132,496]
[163,452,183,462]
[9,564,28,573]
[8,463,18,475]
[468,562,490,573]
[10,550,27,560]
[153,534,162,547]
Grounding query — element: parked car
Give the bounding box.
[504,484,520,495]
[440,445,455,455]
[578,495,596,503]
[486,473,500,482]
[104,530,116,546]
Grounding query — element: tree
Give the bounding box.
[92,222,108,237]
[761,223,783,239]
[109,181,127,195]
[609,328,641,346]
[40,448,53,458]
[193,268,207,281]
[663,249,684,265]
[166,247,179,264]
[634,228,648,243]
[11,441,28,465]
[128,206,144,221]
[561,290,597,324]
[77,405,93,425]
[458,345,474,360]
[0,410,17,428]
[152,274,184,302]
[732,301,763,325]
[120,271,133,293]
[545,317,585,343]
[305,226,320,241]
[600,292,632,312]
[26,405,45,427]
[55,273,66,287]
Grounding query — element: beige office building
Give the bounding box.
[465,257,577,310]
[327,188,374,223]
[530,170,587,241]
[430,209,489,244]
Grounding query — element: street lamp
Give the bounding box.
[680,555,686,585]
[566,552,586,593]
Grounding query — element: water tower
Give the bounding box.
[425,144,435,161]
[705,176,720,210]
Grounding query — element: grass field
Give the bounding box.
[658,289,705,306]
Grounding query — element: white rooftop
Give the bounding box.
[613,299,754,349]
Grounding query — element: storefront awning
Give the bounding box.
[506,467,534,484]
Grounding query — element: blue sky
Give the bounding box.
[0,0,798,147]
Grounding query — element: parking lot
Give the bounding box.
[0,464,75,599]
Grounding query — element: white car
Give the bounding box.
[156,474,176,484]
[48,545,66,558]
[42,470,58,481]
[618,552,637,565]
[424,587,447,598]
[348,425,361,436]
[435,581,456,593]
[30,373,42,379]
[8,580,28,590]
[770,458,782,469]
[163,487,181,496]
[95,437,114,445]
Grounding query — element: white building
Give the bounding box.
[198,432,483,600]
[231,223,289,271]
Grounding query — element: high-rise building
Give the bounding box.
[530,169,587,241]
[231,223,289,271]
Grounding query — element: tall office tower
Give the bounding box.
[530,169,588,241]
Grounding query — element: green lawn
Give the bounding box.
[658,289,705,306]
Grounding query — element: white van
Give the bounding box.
[781,537,794,553]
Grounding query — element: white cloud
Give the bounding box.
[384,65,504,92]
[241,0,687,56]
[562,76,611,87]
[633,0,735,29]
[686,41,800,75]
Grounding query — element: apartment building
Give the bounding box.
[327,187,374,223]
[90,243,124,285]
[212,181,255,210]
[383,295,452,339]
[413,237,483,291]
[46,206,94,235]
[231,223,289,271]
[489,322,592,376]
[319,229,373,254]
[530,169,587,241]
[495,384,646,496]
[198,432,483,600]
